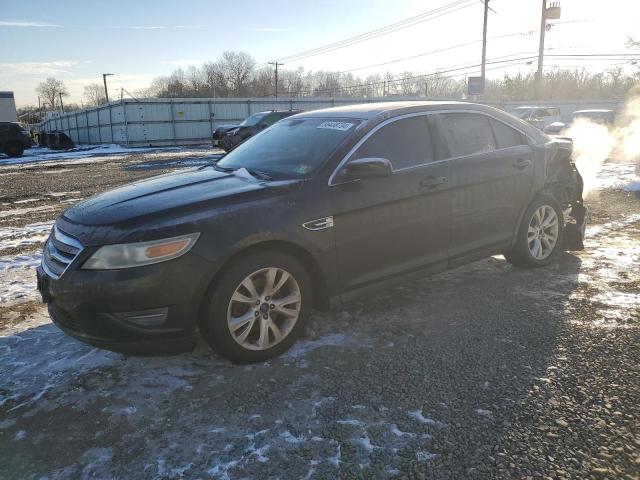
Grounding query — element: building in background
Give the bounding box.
[0,92,18,122]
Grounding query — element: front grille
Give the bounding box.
[42,226,83,279]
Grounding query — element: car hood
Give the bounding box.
[63,167,287,227]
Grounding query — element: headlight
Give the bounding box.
[82,233,199,270]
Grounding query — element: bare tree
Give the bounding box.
[220,51,256,96]
[36,77,69,110]
[83,83,106,106]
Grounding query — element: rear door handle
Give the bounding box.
[419,176,447,188]
[513,158,532,170]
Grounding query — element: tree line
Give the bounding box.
[23,47,639,120]
[143,50,639,102]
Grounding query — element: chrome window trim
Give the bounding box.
[328,108,536,186]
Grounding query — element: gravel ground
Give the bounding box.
[0,147,638,479]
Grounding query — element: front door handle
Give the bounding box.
[513,158,532,170]
[419,176,447,188]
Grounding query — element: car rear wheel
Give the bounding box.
[4,142,24,157]
[504,195,564,268]
[200,250,311,363]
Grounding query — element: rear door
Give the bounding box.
[434,112,534,259]
[331,114,451,290]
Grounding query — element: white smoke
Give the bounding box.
[563,91,640,197]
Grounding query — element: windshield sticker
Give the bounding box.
[294,165,313,174]
[317,121,354,131]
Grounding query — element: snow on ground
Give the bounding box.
[0,155,638,477]
[592,162,640,191]
[0,144,222,168]
[0,144,176,166]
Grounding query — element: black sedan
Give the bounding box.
[216,110,300,151]
[38,101,585,363]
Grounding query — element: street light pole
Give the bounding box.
[268,62,284,98]
[103,73,114,103]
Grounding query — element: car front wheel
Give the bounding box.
[5,142,25,157]
[504,195,565,268]
[201,250,311,363]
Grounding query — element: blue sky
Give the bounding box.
[1,0,638,107]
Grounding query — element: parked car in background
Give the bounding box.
[511,106,562,130]
[543,109,615,135]
[211,124,240,147]
[218,110,301,151]
[0,121,33,157]
[38,101,586,363]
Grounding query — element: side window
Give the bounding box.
[438,113,496,157]
[352,116,434,170]
[490,119,527,149]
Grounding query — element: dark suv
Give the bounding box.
[38,101,585,363]
[217,110,300,151]
[0,122,33,157]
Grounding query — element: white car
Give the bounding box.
[511,106,562,130]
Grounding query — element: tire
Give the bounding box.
[4,142,24,158]
[504,194,565,268]
[200,249,312,364]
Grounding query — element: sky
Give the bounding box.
[1,0,639,108]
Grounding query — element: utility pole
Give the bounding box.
[37,96,42,122]
[268,62,284,98]
[536,1,561,99]
[480,0,489,87]
[103,73,114,103]
[536,0,547,99]
[58,92,65,114]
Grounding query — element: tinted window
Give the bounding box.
[438,113,495,157]
[353,116,434,170]
[218,117,358,178]
[490,119,526,149]
[239,112,269,126]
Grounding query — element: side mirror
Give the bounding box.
[338,157,393,182]
[259,123,268,130]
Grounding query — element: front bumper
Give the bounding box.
[37,250,211,356]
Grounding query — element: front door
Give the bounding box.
[330,114,452,290]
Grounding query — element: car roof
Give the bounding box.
[573,109,613,114]
[513,105,556,110]
[253,110,300,115]
[290,100,547,143]
[291,100,495,120]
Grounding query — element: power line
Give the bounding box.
[274,0,478,63]
[333,29,552,75]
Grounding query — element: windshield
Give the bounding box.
[239,112,269,127]
[513,108,535,119]
[217,117,359,178]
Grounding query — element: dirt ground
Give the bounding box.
[0,146,638,480]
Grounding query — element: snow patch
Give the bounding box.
[408,409,445,427]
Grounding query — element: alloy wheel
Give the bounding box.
[527,205,559,260]
[227,267,301,351]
